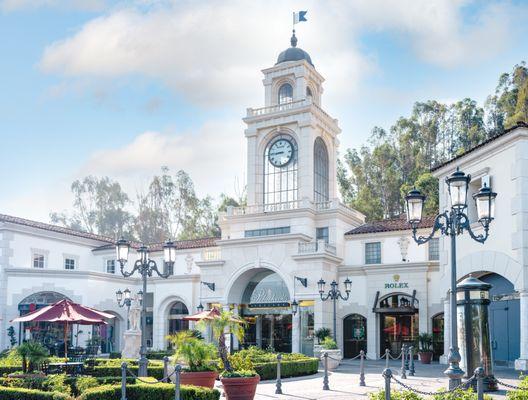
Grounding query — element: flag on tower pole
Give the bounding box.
[293,11,307,25]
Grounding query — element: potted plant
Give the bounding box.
[320,337,342,370]
[313,327,331,359]
[167,330,218,388]
[199,310,259,400]
[417,333,434,364]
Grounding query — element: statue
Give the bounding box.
[122,303,141,359]
[128,305,141,332]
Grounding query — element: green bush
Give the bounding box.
[0,366,22,376]
[506,375,528,399]
[0,386,71,400]
[42,374,71,396]
[254,359,318,380]
[368,390,422,400]
[73,376,98,394]
[321,337,338,350]
[79,383,220,400]
[146,350,174,360]
[368,388,493,400]
[91,365,164,380]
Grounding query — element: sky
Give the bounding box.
[1,0,527,222]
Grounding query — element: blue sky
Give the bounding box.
[1,0,527,222]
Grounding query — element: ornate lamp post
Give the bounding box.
[404,168,497,389]
[116,239,176,377]
[116,288,137,329]
[318,278,352,341]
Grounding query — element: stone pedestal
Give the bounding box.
[122,330,141,359]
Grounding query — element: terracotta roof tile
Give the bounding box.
[93,237,218,252]
[0,213,114,243]
[345,214,435,235]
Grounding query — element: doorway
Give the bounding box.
[380,313,418,356]
[343,314,367,358]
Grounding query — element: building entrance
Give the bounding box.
[343,314,367,358]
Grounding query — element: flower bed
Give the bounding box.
[79,383,220,400]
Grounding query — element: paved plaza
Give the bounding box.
[241,359,524,400]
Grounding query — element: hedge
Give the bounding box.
[146,350,174,360]
[79,383,220,400]
[0,366,22,376]
[254,358,318,380]
[91,365,164,380]
[0,386,70,400]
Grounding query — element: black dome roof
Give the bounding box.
[276,31,313,66]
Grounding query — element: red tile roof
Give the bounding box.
[345,214,435,235]
[0,213,114,243]
[93,237,218,252]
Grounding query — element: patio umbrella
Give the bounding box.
[12,299,115,358]
[183,307,244,323]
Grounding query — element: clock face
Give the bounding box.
[268,139,294,167]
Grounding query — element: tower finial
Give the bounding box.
[290,29,297,47]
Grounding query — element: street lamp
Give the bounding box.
[404,168,497,389]
[318,278,352,341]
[115,238,176,377]
[116,288,139,330]
[291,276,307,316]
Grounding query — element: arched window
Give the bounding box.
[278,83,293,104]
[314,137,329,203]
[306,86,313,98]
[168,301,189,336]
[264,134,298,206]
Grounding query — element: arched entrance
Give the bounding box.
[343,314,367,358]
[168,301,190,341]
[228,268,292,353]
[432,313,444,361]
[374,292,419,356]
[17,291,70,352]
[99,311,122,354]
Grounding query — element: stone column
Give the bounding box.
[292,310,301,353]
[223,304,232,353]
[231,305,240,351]
[366,311,377,360]
[440,296,450,365]
[256,316,262,348]
[515,291,528,370]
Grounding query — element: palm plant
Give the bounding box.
[167,330,217,372]
[17,341,49,373]
[198,310,245,372]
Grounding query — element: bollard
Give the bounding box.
[163,356,169,383]
[408,346,415,376]
[385,348,390,370]
[121,362,127,400]
[404,344,409,370]
[174,364,182,400]
[475,367,484,400]
[382,368,392,400]
[359,350,366,386]
[323,352,330,391]
[275,353,283,394]
[400,345,407,379]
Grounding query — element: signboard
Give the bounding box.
[384,274,409,289]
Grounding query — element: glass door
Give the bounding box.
[380,313,418,357]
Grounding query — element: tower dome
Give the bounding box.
[276,30,313,66]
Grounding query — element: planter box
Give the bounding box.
[180,370,218,388]
[320,349,342,370]
[221,375,260,400]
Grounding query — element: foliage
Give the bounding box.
[417,333,433,353]
[314,328,331,344]
[78,382,220,400]
[167,331,218,372]
[220,370,257,378]
[368,390,423,400]
[90,365,164,380]
[321,337,338,350]
[197,310,246,373]
[42,374,71,396]
[0,386,71,400]
[507,374,528,399]
[0,349,22,367]
[7,327,16,348]
[146,350,173,360]
[16,342,49,373]
[432,387,492,400]
[70,376,98,395]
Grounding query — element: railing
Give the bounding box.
[246,99,309,117]
[201,247,221,261]
[298,240,336,255]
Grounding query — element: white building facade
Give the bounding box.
[0,34,526,370]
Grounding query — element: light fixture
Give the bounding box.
[405,188,426,224]
[473,183,497,225]
[197,303,204,313]
[137,246,149,264]
[446,168,471,210]
[116,289,123,303]
[137,290,144,305]
[123,288,131,300]
[115,238,130,266]
[344,277,352,293]
[163,240,177,265]
[317,279,326,294]
[291,299,299,316]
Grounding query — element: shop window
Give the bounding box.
[365,242,381,264]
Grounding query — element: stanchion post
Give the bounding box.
[121,362,127,400]
[359,350,366,387]
[400,345,407,379]
[409,346,415,376]
[404,344,409,370]
[174,364,182,400]
[385,348,390,370]
[275,353,283,394]
[475,367,484,400]
[323,352,330,391]
[163,356,169,382]
[382,368,392,400]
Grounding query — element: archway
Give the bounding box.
[167,301,190,348]
[343,314,367,358]
[431,313,444,361]
[227,267,292,353]
[99,311,122,354]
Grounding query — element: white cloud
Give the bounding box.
[1,0,106,12]
[79,119,246,200]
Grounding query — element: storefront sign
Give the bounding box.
[384,274,409,289]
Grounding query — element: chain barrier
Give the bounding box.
[126,367,176,384]
[391,374,475,396]
[121,362,182,400]
[494,378,527,391]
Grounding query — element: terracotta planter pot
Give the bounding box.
[180,371,218,388]
[419,351,433,364]
[221,375,260,400]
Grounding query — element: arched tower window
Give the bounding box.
[264,134,298,205]
[278,83,293,104]
[314,137,329,203]
[306,86,313,98]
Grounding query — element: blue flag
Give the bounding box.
[293,11,307,24]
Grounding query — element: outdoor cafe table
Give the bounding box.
[47,361,84,375]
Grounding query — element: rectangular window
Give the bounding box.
[106,260,116,274]
[64,258,75,270]
[428,238,440,261]
[244,226,290,238]
[316,227,329,243]
[33,254,45,268]
[365,242,381,264]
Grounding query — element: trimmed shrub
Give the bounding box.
[0,366,22,376]
[254,358,318,380]
[368,388,493,400]
[0,386,71,400]
[146,350,174,360]
[91,365,164,380]
[79,383,220,400]
[507,375,528,399]
[42,374,71,396]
